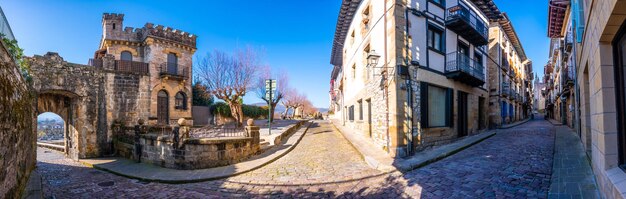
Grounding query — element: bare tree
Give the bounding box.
[281,88,298,119]
[196,47,262,126]
[301,99,317,118]
[289,91,307,118]
[254,69,289,122]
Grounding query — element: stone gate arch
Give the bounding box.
[29,52,107,160]
[36,91,80,159]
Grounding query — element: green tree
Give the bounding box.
[192,81,214,106]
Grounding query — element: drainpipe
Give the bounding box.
[383,0,391,154]
[404,7,413,156]
[498,30,502,128]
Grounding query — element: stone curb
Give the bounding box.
[21,170,43,199]
[497,118,531,129]
[79,121,314,184]
[546,118,563,126]
[331,119,497,173]
[395,131,497,172]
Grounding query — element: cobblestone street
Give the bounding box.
[399,119,555,198]
[37,119,556,198]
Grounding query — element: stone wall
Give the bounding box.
[29,53,107,158]
[272,120,307,145]
[412,69,489,152]
[575,0,626,198]
[28,52,161,159]
[140,135,257,169]
[0,41,36,198]
[102,55,151,140]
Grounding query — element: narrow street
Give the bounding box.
[400,118,555,198]
[38,119,556,198]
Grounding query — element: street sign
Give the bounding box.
[265,80,277,91]
[265,92,273,100]
[265,79,276,135]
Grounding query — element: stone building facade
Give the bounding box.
[533,75,546,112]
[561,0,626,197]
[543,37,576,128]
[329,0,510,157]
[487,14,533,128]
[24,13,197,160]
[94,13,196,126]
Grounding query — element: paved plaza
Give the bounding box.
[36,119,595,198]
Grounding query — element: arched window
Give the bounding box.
[121,51,132,61]
[175,92,186,110]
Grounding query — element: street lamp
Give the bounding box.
[367,50,381,67]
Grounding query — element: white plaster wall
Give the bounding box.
[341,0,387,105]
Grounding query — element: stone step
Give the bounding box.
[258,141,271,153]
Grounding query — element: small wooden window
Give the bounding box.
[428,25,444,52]
[421,83,453,128]
[175,92,187,110]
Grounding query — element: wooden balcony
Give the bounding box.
[445,5,489,46]
[445,52,485,87]
[89,59,149,74]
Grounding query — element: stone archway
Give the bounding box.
[37,91,80,160]
[28,52,107,159]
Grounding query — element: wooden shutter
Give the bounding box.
[445,88,453,127]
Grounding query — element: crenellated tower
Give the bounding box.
[100,13,124,49]
[92,13,197,126]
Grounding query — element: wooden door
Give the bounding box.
[157,90,169,124]
[457,91,468,137]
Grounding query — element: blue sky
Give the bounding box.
[493,0,550,81]
[3,0,548,112]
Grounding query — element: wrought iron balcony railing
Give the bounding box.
[445,5,489,46]
[159,62,189,80]
[501,82,510,96]
[502,57,510,72]
[445,52,485,87]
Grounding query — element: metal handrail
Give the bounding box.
[159,62,188,79]
[501,82,511,96]
[446,5,488,40]
[190,127,247,138]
